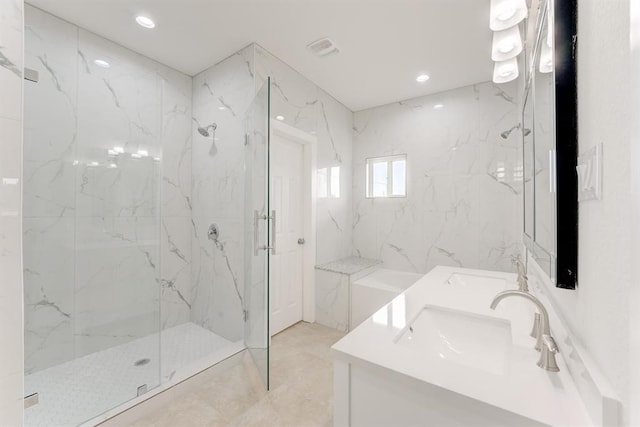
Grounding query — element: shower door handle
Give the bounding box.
[270,210,276,255]
[253,210,276,255]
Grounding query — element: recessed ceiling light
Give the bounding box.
[94,59,110,68]
[433,104,444,110]
[416,74,430,83]
[136,15,155,29]
[218,106,226,110]
[276,115,285,121]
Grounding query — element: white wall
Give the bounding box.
[352,82,521,273]
[528,0,633,423]
[629,1,640,424]
[0,0,24,423]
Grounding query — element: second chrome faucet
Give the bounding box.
[490,290,560,372]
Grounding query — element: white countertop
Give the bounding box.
[331,266,592,427]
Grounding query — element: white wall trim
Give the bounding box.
[271,119,317,324]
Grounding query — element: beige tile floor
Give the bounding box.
[128,322,345,427]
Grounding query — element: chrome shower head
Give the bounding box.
[198,123,217,138]
[500,124,532,139]
[500,128,515,139]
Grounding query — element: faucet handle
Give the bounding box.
[537,334,560,372]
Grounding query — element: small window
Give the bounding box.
[366,155,407,198]
[317,166,341,199]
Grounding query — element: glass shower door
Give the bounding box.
[244,79,271,388]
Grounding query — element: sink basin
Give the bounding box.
[395,305,512,375]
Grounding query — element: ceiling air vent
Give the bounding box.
[307,38,339,57]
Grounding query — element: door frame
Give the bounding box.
[270,119,317,324]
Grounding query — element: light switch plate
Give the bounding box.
[576,144,603,202]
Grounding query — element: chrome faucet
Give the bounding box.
[511,254,540,337]
[490,290,560,372]
[511,254,529,292]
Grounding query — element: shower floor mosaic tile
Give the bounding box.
[24,323,242,427]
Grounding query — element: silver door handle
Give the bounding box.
[254,209,276,255]
[270,210,276,255]
[254,210,261,256]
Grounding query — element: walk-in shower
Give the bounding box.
[22,6,270,426]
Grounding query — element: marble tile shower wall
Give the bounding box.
[254,46,353,266]
[190,46,254,342]
[0,0,25,423]
[22,6,193,374]
[352,82,521,273]
[189,45,353,340]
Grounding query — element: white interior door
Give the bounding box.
[270,134,304,335]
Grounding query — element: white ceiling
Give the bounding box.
[26,0,494,111]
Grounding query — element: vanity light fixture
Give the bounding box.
[491,26,523,61]
[489,0,527,31]
[493,58,519,83]
[94,59,110,68]
[416,74,430,83]
[135,15,156,29]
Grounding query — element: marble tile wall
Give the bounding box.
[254,45,353,266]
[189,45,354,339]
[0,0,25,423]
[190,46,254,342]
[254,46,354,329]
[352,82,521,274]
[22,6,193,373]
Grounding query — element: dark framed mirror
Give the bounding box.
[522,0,578,289]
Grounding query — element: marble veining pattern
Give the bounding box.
[22,6,194,373]
[190,45,254,342]
[352,82,522,274]
[254,45,353,267]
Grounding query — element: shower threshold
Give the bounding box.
[24,322,244,427]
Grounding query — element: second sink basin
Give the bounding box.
[395,305,512,375]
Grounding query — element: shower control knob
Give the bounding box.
[208,224,219,241]
[297,238,305,245]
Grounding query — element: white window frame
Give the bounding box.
[365,154,407,199]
